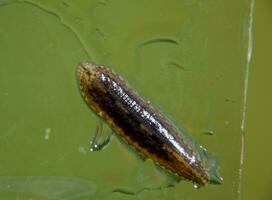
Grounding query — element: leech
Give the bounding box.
[77,62,223,186]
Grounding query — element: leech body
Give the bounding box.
[77,63,218,186]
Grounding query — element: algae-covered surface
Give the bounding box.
[0,0,253,199]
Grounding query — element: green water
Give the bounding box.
[0,0,253,199]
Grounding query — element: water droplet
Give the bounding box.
[43,128,51,140]
[202,130,214,136]
[193,183,200,189]
[199,145,207,151]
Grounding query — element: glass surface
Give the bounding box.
[0,0,254,199]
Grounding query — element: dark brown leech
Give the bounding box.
[77,63,209,185]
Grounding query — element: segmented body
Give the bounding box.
[77,62,209,185]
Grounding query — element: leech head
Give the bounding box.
[76,62,99,104]
[77,62,97,87]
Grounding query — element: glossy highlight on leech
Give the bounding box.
[76,62,223,186]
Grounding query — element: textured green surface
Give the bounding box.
[0,0,253,199]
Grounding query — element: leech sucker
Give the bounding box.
[76,62,222,186]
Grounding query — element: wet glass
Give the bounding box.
[0,0,254,199]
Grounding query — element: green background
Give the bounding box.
[0,0,269,199]
[242,0,272,200]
